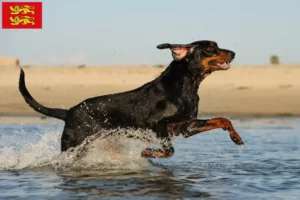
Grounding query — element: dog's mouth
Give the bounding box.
[214,61,231,70]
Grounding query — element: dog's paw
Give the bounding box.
[141,148,155,158]
[141,148,170,158]
[229,131,244,145]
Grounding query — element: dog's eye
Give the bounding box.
[203,48,213,56]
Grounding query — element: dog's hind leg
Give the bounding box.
[61,128,73,152]
[60,126,88,152]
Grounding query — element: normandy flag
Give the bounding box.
[2,2,42,29]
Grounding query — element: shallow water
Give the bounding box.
[0,117,299,199]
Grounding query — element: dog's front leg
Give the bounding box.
[141,140,174,158]
[182,118,244,145]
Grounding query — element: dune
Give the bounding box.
[0,57,19,66]
[0,64,300,118]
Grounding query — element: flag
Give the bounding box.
[2,2,42,29]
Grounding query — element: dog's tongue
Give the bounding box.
[221,63,227,68]
[220,62,230,69]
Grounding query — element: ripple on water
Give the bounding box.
[0,118,299,199]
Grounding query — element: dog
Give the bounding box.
[19,40,244,158]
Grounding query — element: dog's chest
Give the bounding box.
[150,94,199,122]
[177,94,199,118]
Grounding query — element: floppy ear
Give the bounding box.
[157,43,196,61]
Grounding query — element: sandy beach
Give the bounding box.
[0,64,300,119]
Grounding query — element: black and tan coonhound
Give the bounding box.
[19,40,244,158]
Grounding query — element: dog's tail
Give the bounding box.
[19,69,68,121]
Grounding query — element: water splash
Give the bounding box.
[0,127,163,171]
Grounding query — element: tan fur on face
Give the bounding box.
[201,51,232,70]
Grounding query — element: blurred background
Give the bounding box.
[1,0,300,119]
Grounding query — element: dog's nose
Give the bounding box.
[230,51,235,59]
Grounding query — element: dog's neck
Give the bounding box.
[159,60,207,94]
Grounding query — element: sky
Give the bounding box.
[1,0,300,66]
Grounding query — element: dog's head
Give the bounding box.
[157,40,235,74]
